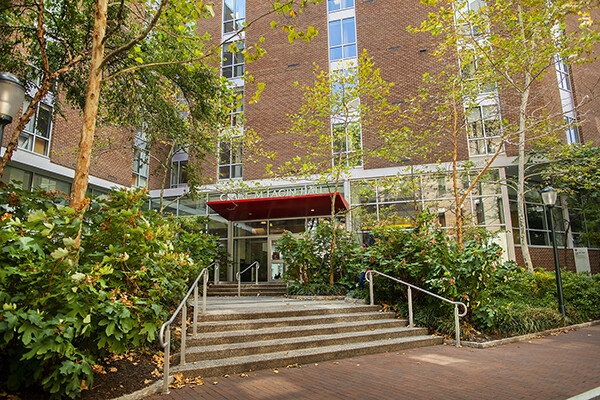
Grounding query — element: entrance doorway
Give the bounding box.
[231,218,306,283]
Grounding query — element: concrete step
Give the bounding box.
[207,291,287,297]
[172,335,443,379]
[195,312,398,333]
[183,326,429,362]
[187,318,408,346]
[197,305,381,322]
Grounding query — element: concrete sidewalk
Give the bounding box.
[145,325,600,400]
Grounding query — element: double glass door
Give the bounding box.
[233,237,286,282]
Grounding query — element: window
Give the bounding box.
[132,129,148,188]
[333,121,362,167]
[218,137,243,179]
[555,57,571,91]
[328,0,354,12]
[228,87,244,127]
[171,160,188,188]
[19,98,52,156]
[564,116,580,145]
[460,55,495,93]
[222,41,245,79]
[223,0,245,33]
[466,104,502,156]
[328,17,357,61]
[454,0,487,36]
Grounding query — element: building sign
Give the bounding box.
[210,184,340,202]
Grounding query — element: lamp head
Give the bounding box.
[541,187,558,206]
[0,73,26,124]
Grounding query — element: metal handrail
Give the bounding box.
[366,269,468,347]
[158,262,214,394]
[236,261,260,296]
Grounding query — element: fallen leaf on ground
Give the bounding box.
[109,367,118,373]
[240,373,249,378]
[273,369,279,373]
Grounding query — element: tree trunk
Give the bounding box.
[516,6,535,273]
[451,81,463,249]
[69,0,108,209]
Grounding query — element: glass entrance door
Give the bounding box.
[269,239,285,281]
[233,238,268,282]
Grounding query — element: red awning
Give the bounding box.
[207,193,349,221]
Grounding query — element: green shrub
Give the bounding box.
[0,185,219,398]
[277,220,363,287]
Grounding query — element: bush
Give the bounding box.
[0,185,219,398]
[364,210,504,334]
[277,220,363,290]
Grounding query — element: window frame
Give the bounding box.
[19,97,53,157]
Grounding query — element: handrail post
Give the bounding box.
[237,272,241,297]
[214,262,219,284]
[180,304,187,365]
[193,283,198,336]
[202,270,208,315]
[255,262,259,285]
[407,286,413,328]
[454,304,461,348]
[368,271,374,306]
[163,329,170,394]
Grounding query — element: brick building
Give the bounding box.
[2,0,599,280]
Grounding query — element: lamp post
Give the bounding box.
[541,186,566,315]
[0,72,26,146]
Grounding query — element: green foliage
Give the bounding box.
[277,220,362,289]
[539,143,600,247]
[472,267,600,337]
[0,185,219,398]
[366,211,502,318]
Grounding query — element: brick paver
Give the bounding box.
[146,325,600,400]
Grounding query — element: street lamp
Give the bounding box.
[541,186,566,315]
[0,72,26,146]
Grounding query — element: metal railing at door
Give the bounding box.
[236,261,260,296]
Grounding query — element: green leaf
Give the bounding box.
[51,247,69,260]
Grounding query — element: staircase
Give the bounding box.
[206,282,287,297]
[171,300,443,379]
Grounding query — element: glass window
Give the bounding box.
[333,121,362,167]
[132,148,149,188]
[328,0,354,11]
[222,41,245,79]
[33,175,71,193]
[229,87,244,127]
[19,98,52,156]
[466,104,502,156]
[223,0,245,33]
[269,219,306,234]
[218,137,243,180]
[171,160,188,188]
[234,221,267,236]
[1,166,32,190]
[329,17,356,61]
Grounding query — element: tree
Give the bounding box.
[541,143,600,247]
[255,52,432,284]
[411,0,600,270]
[0,0,323,210]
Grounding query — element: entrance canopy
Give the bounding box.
[207,193,349,221]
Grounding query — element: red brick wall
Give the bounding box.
[3,99,134,188]
[514,246,600,274]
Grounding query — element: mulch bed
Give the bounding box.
[0,352,162,400]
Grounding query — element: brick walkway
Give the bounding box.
[146,325,600,400]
